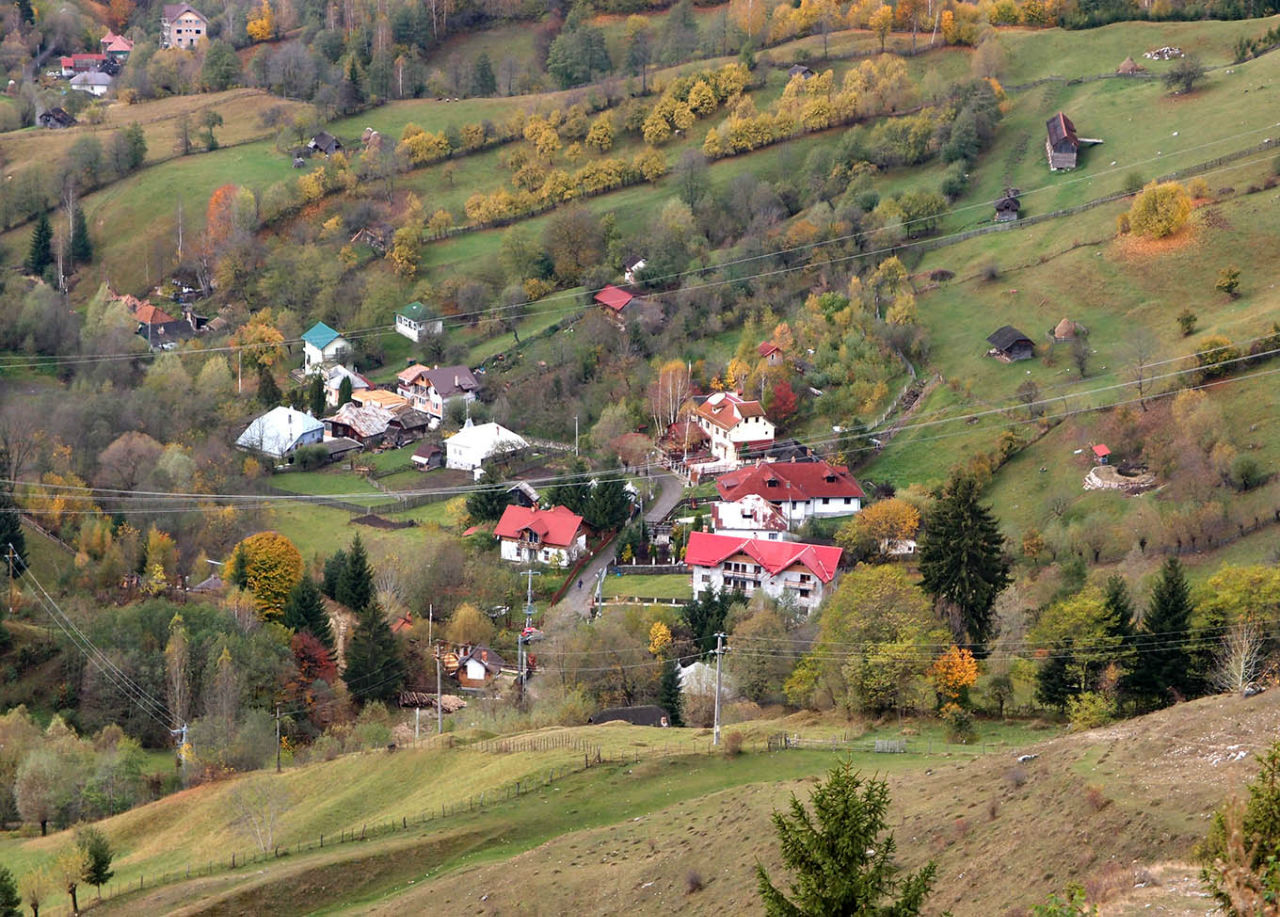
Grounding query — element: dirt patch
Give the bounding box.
[1084,465,1158,494]
[1112,224,1197,259]
[350,514,416,530]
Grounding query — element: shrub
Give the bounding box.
[1229,455,1267,492]
[980,259,1000,281]
[1128,181,1192,239]
[293,444,330,471]
[1123,171,1145,194]
[1177,309,1198,336]
[1005,765,1028,788]
[940,702,977,743]
[686,870,704,894]
[1066,692,1114,732]
[723,731,745,756]
[1084,784,1110,812]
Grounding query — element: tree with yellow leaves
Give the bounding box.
[837,497,921,559]
[1128,181,1192,239]
[246,0,275,41]
[231,531,303,620]
[929,645,978,707]
[648,621,673,656]
[869,5,894,51]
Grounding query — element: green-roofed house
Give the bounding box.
[395,301,443,343]
[302,321,351,375]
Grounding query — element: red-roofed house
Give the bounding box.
[710,493,790,541]
[494,505,587,567]
[100,32,134,60]
[60,54,106,76]
[692,392,775,471]
[1091,443,1111,464]
[594,284,633,314]
[757,341,784,367]
[686,531,843,611]
[715,459,865,525]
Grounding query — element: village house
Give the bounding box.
[129,299,204,348]
[715,459,865,526]
[302,322,351,375]
[308,131,343,156]
[235,406,323,460]
[691,392,775,471]
[592,284,660,331]
[38,108,77,129]
[70,72,113,96]
[60,54,106,77]
[987,325,1036,362]
[686,531,843,612]
[788,64,816,80]
[444,419,528,478]
[161,3,208,49]
[395,364,480,421]
[758,340,785,367]
[350,389,410,412]
[1046,111,1079,170]
[994,189,1021,222]
[622,255,647,284]
[321,364,371,407]
[100,31,133,61]
[494,504,586,567]
[709,492,791,541]
[411,441,444,470]
[453,645,506,688]
[394,301,443,342]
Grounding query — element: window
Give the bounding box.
[844,498,851,504]
[822,498,829,505]
[701,574,710,583]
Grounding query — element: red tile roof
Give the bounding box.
[494,505,584,548]
[1092,444,1111,458]
[757,341,781,358]
[594,284,634,313]
[715,460,865,504]
[695,392,767,431]
[134,303,176,325]
[397,363,430,386]
[685,532,842,583]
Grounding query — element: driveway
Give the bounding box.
[553,470,684,620]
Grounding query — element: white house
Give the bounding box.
[494,504,586,567]
[322,364,370,406]
[69,72,113,95]
[710,493,791,541]
[714,460,864,526]
[394,301,443,343]
[685,531,843,613]
[235,406,323,460]
[692,392,775,471]
[396,364,480,420]
[444,419,528,478]
[302,322,351,375]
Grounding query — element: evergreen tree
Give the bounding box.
[543,460,591,515]
[683,587,736,655]
[1103,574,1137,684]
[0,863,19,917]
[257,365,281,407]
[76,825,114,898]
[337,375,354,406]
[1129,557,1198,708]
[344,602,406,705]
[1034,641,1074,711]
[283,576,335,651]
[228,542,249,589]
[917,472,1011,655]
[465,469,511,522]
[70,207,92,266]
[757,761,937,915]
[659,658,684,726]
[0,464,27,582]
[471,52,497,96]
[338,56,365,114]
[335,535,373,612]
[123,122,148,171]
[15,0,32,24]
[307,375,326,417]
[321,549,346,599]
[583,472,633,531]
[25,211,53,276]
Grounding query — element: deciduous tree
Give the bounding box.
[231,531,304,620]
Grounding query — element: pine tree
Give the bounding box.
[228,541,249,589]
[1130,557,1197,708]
[70,207,92,266]
[465,470,511,522]
[307,376,326,417]
[0,468,27,583]
[257,365,281,407]
[25,212,53,276]
[321,549,346,599]
[471,52,497,96]
[76,826,114,898]
[344,602,406,705]
[583,473,633,531]
[757,761,937,915]
[0,863,19,917]
[283,576,335,651]
[659,658,684,726]
[1034,642,1074,711]
[337,375,353,406]
[338,56,365,114]
[917,472,1011,655]
[1103,574,1137,683]
[335,535,373,612]
[15,0,33,24]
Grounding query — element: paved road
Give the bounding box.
[553,470,685,620]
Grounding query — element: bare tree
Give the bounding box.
[228,778,292,854]
[1125,332,1158,411]
[647,360,692,436]
[1214,621,1266,695]
[0,397,43,484]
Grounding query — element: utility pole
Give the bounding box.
[5,544,16,618]
[430,603,442,735]
[574,416,579,456]
[517,570,540,695]
[712,632,728,746]
[275,703,282,773]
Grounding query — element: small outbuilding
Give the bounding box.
[1092,443,1111,464]
[1046,111,1079,171]
[307,131,343,156]
[587,705,671,726]
[987,325,1035,362]
[411,441,443,470]
[994,189,1021,222]
[788,64,816,80]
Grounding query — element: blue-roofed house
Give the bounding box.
[302,322,351,375]
[235,406,324,460]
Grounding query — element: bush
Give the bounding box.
[980,259,1000,281]
[940,702,976,743]
[1128,181,1192,239]
[1229,455,1267,492]
[1123,172,1145,194]
[293,445,330,471]
[723,731,745,756]
[1177,309,1198,336]
[1066,691,1114,732]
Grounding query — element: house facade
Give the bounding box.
[60,54,106,76]
[710,492,791,540]
[454,646,505,688]
[70,72,112,95]
[394,301,442,342]
[100,31,134,61]
[494,505,586,567]
[715,459,865,526]
[396,364,479,420]
[686,532,843,612]
[1046,111,1078,170]
[321,364,370,406]
[445,419,527,477]
[235,407,323,460]
[302,322,350,375]
[692,392,775,470]
[161,4,208,49]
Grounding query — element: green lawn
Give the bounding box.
[269,470,383,497]
[601,572,692,600]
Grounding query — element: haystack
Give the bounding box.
[1117,56,1144,74]
[1053,318,1080,341]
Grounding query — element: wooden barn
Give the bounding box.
[1046,112,1079,170]
[987,325,1035,362]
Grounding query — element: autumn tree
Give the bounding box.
[869,4,894,51]
[108,0,134,30]
[1128,181,1192,239]
[230,531,304,620]
[837,497,920,560]
[246,0,275,41]
[929,645,978,707]
[758,761,937,915]
[229,310,285,371]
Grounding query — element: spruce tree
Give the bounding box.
[283,576,335,651]
[757,761,937,915]
[257,365,282,407]
[917,472,1011,655]
[1034,642,1074,711]
[471,52,497,96]
[583,473,633,531]
[1130,557,1197,708]
[659,658,684,726]
[70,207,92,266]
[76,826,114,898]
[335,535,373,612]
[321,549,346,599]
[0,471,27,583]
[337,375,353,406]
[307,375,326,417]
[0,863,20,917]
[1103,574,1137,683]
[465,470,510,522]
[228,542,249,589]
[25,212,53,276]
[344,602,406,705]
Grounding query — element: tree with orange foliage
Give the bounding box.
[929,645,978,707]
[837,497,921,560]
[246,0,275,42]
[108,0,135,31]
[768,379,798,423]
[230,531,303,620]
[230,310,285,370]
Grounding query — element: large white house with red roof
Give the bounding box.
[691,392,775,471]
[715,459,864,525]
[494,505,586,567]
[685,531,843,611]
[709,493,790,541]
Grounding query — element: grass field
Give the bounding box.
[601,572,692,599]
